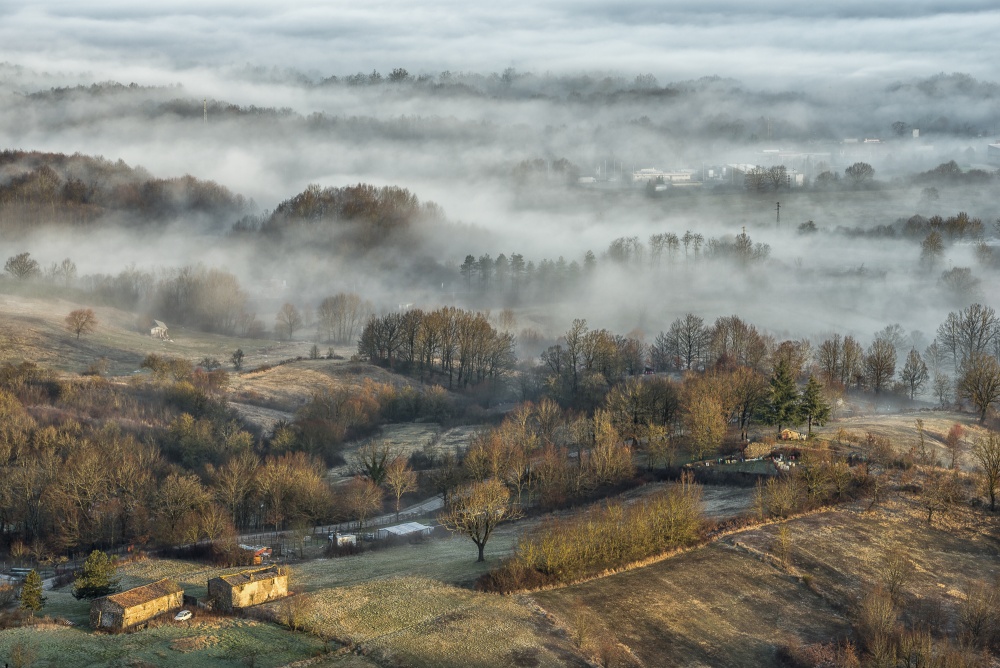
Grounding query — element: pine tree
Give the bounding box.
[73,550,120,599]
[19,569,45,614]
[766,359,800,435]
[798,376,831,438]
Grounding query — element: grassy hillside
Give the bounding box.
[0,292,312,377]
[533,495,1000,667]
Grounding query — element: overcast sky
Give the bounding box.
[2,1,998,86]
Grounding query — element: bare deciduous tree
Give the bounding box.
[845,161,875,185]
[4,252,40,280]
[972,431,1000,510]
[439,478,519,562]
[342,476,383,530]
[65,308,98,339]
[352,440,393,486]
[275,303,303,341]
[959,354,1000,423]
[384,456,418,519]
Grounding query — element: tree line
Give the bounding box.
[0,358,459,563]
[0,150,249,232]
[357,307,516,390]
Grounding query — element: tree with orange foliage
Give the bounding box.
[945,423,965,470]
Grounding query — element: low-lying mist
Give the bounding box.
[0,65,997,357]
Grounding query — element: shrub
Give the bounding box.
[489,480,704,589]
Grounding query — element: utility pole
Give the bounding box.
[775,201,780,227]
[203,99,207,125]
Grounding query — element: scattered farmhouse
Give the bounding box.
[208,566,288,613]
[89,578,183,630]
[150,320,168,339]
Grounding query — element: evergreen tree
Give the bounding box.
[19,569,44,614]
[73,550,120,599]
[766,359,800,435]
[798,376,831,438]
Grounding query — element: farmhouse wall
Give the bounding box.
[89,579,183,630]
[208,567,288,612]
[120,590,184,628]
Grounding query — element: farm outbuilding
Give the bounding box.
[238,544,272,564]
[330,532,357,546]
[208,566,288,613]
[376,522,433,540]
[150,320,169,339]
[89,578,184,630]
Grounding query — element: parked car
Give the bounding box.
[174,610,192,621]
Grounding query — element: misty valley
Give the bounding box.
[0,61,1000,668]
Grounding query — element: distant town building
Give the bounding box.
[208,567,288,613]
[988,143,1000,167]
[90,578,183,630]
[631,168,695,183]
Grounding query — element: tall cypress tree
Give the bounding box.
[798,376,831,438]
[766,359,800,435]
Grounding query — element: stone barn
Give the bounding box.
[150,320,169,339]
[208,566,288,613]
[89,578,183,630]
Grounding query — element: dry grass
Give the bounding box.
[327,424,476,483]
[533,493,1000,667]
[0,292,312,377]
[812,410,989,468]
[230,359,424,413]
[0,615,326,667]
[271,576,587,668]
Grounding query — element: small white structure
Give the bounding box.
[150,320,168,339]
[329,532,357,546]
[376,522,433,540]
[631,168,694,183]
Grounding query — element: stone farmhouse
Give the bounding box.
[89,578,183,630]
[207,566,288,613]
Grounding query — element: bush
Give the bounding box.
[487,480,704,590]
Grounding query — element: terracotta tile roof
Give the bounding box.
[105,578,182,609]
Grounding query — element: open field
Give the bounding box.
[533,495,1000,667]
[0,613,326,667]
[264,576,588,668]
[0,291,319,377]
[811,409,990,468]
[327,423,478,483]
[229,358,426,414]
